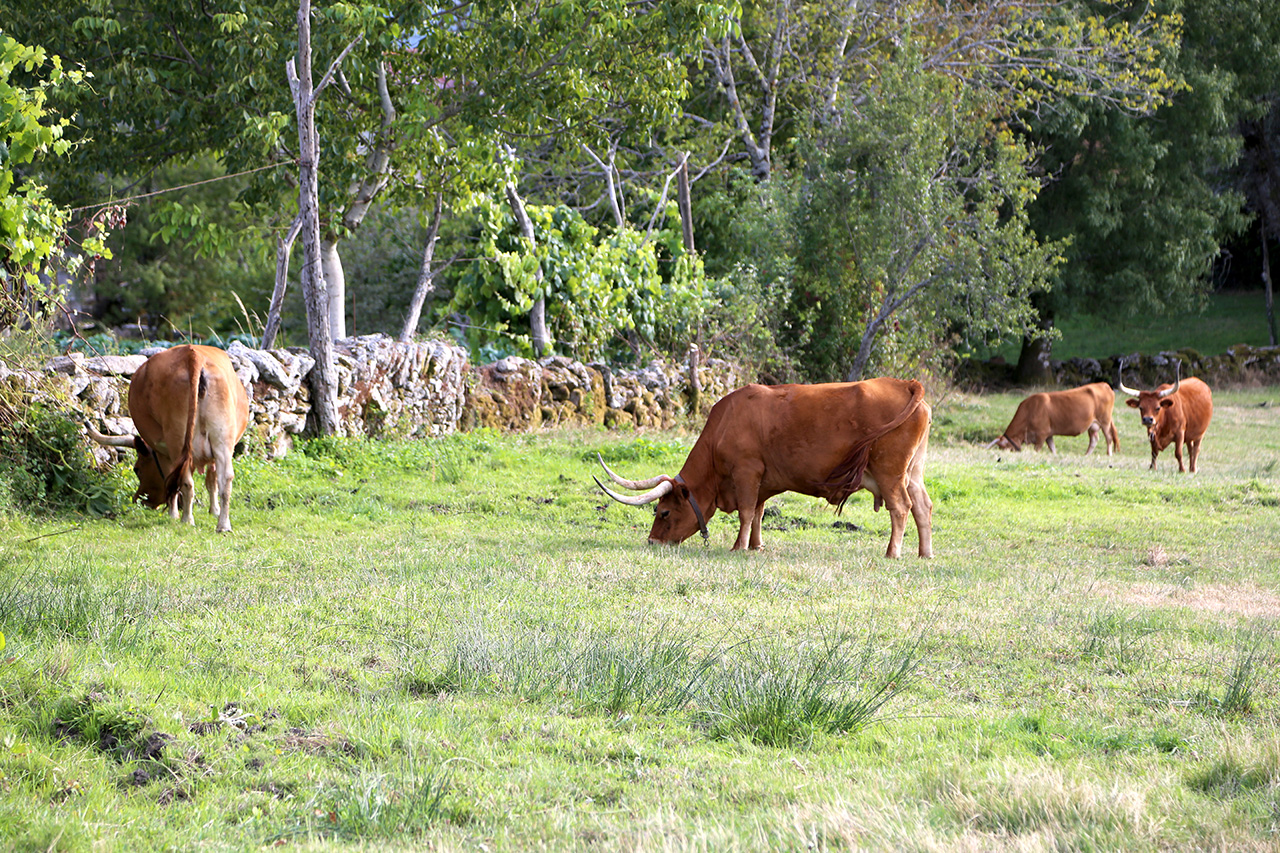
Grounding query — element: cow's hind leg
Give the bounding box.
[204,466,220,518]
[1188,438,1203,473]
[214,453,235,533]
[1084,423,1100,456]
[907,451,933,559]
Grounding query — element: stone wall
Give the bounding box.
[959,344,1280,390]
[0,334,746,456]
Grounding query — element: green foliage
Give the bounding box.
[0,402,129,517]
[90,157,276,339]
[446,196,713,362]
[763,43,1057,381]
[0,31,109,330]
[1023,0,1267,349]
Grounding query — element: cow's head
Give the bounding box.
[130,439,168,508]
[86,424,167,507]
[594,454,710,545]
[1119,367,1180,438]
[986,434,1021,452]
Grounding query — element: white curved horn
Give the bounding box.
[1117,368,1142,398]
[86,423,136,448]
[597,453,668,490]
[1158,363,1182,398]
[985,437,1002,449]
[594,475,674,506]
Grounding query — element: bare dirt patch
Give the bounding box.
[1095,580,1280,620]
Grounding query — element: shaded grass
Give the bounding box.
[985,288,1275,362]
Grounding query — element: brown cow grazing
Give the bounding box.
[88,344,249,531]
[987,382,1119,456]
[596,378,933,558]
[1118,368,1213,473]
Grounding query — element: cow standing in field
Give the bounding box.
[1119,368,1213,473]
[987,382,1119,456]
[596,378,933,558]
[88,344,249,532]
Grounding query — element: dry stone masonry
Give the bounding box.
[1,334,745,457]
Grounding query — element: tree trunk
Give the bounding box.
[288,0,342,435]
[261,214,303,350]
[1263,217,1277,347]
[323,60,395,343]
[677,154,695,254]
[505,180,550,357]
[1016,313,1056,385]
[399,193,444,343]
[321,236,346,339]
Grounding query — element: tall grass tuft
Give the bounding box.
[273,762,452,843]
[0,560,155,648]
[1217,626,1272,718]
[1079,608,1159,674]
[693,630,928,748]
[400,617,928,745]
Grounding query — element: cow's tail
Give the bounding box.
[164,348,204,505]
[827,379,926,513]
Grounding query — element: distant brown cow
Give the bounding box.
[88,344,249,531]
[596,378,933,558]
[987,382,1119,456]
[1119,368,1213,473]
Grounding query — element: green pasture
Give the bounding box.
[2,388,1279,851]
[988,288,1275,362]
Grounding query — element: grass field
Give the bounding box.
[2,387,1279,851]
[988,289,1276,362]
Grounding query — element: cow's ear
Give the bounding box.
[1160,399,1174,409]
[134,437,151,456]
[677,484,691,501]
[1125,399,1140,409]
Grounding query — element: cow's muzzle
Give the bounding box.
[1142,417,1154,426]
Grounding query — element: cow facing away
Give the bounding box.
[88,344,249,531]
[1119,368,1213,473]
[987,382,1119,456]
[596,378,933,558]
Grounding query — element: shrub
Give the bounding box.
[0,400,129,517]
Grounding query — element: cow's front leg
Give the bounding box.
[178,474,196,525]
[748,501,766,550]
[729,464,764,551]
[732,505,755,550]
[1149,440,1159,470]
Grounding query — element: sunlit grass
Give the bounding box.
[0,389,1277,850]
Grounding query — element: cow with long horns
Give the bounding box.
[87,344,249,531]
[1118,365,1213,473]
[596,378,933,558]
